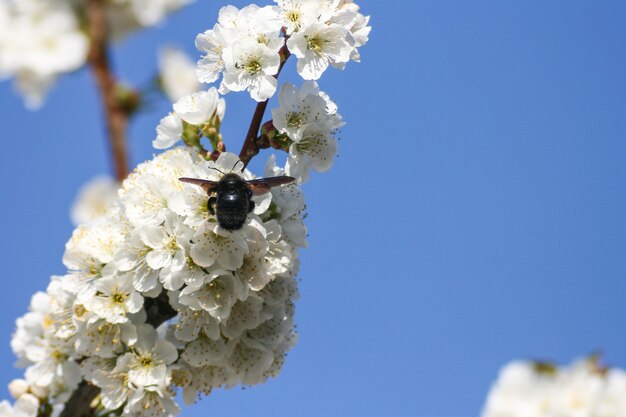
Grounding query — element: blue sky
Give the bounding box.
[1,1,625,416]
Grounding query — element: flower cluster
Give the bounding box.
[156,80,344,184]
[3,0,369,415]
[196,0,370,101]
[0,0,191,108]
[9,148,303,416]
[482,358,626,417]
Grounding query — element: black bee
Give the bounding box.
[179,173,295,231]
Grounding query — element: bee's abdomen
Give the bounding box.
[216,191,249,230]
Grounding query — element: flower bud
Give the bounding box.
[8,379,29,399]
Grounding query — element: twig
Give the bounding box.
[86,0,130,181]
[238,44,291,167]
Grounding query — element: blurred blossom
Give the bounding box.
[0,0,192,108]
[482,358,626,417]
[71,176,119,226]
[158,46,202,102]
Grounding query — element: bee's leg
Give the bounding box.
[208,197,217,215]
[248,199,255,214]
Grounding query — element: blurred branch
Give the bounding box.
[86,0,130,181]
[239,43,291,167]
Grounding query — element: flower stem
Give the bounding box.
[238,44,291,167]
[86,0,130,181]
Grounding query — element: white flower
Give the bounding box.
[178,271,243,321]
[83,275,144,324]
[222,295,267,340]
[190,222,250,270]
[11,292,51,368]
[263,220,294,275]
[71,176,119,226]
[63,207,127,291]
[287,22,354,80]
[85,355,132,411]
[121,173,177,228]
[120,148,198,226]
[124,388,180,417]
[24,341,81,392]
[173,307,221,342]
[341,5,371,62]
[272,81,344,141]
[275,0,328,35]
[224,337,274,386]
[74,316,137,359]
[153,113,183,150]
[196,24,228,85]
[196,5,285,101]
[264,156,308,246]
[172,88,225,126]
[247,303,295,351]
[235,256,275,292]
[126,325,178,389]
[221,39,282,102]
[113,231,161,294]
[181,334,227,368]
[286,124,338,183]
[140,213,193,291]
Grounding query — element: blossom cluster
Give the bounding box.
[155,80,344,184]
[0,0,191,108]
[482,358,626,417]
[196,0,371,101]
[8,148,303,417]
[3,0,370,415]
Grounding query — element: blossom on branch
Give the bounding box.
[8,148,302,416]
[2,0,371,415]
[196,0,370,99]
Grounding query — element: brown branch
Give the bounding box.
[86,0,130,181]
[238,45,291,167]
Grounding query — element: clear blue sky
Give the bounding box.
[1,1,625,416]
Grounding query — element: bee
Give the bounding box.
[179,172,295,231]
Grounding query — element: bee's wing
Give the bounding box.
[179,177,219,193]
[246,176,296,196]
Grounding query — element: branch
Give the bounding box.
[86,0,130,181]
[238,44,291,167]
